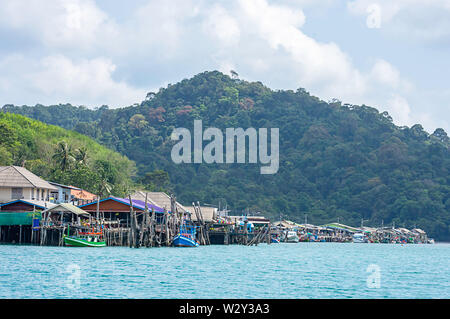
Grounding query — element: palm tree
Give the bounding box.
[74,147,88,166]
[98,178,112,198]
[52,141,74,171]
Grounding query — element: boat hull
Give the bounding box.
[64,236,106,247]
[173,235,199,247]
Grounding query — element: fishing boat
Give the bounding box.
[63,226,106,247]
[284,230,300,243]
[352,233,368,243]
[271,234,280,243]
[173,222,199,247]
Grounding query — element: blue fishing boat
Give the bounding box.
[173,222,199,247]
[271,233,280,243]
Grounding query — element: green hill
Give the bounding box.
[0,112,136,196]
[3,71,449,240]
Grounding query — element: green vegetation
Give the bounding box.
[0,112,136,196]
[3,71,450,240]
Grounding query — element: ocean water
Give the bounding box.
[0,243,449,299]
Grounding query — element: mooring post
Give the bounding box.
[164,208,169,246]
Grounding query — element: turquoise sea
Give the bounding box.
[0,243,449,299]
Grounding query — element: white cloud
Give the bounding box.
[370,59,401,88]
[234,0,418,128]
[0,54,146,107]
[0,0,118,51]
[387,94,412,126]
[237,0,366,98]
[203,5,241,46]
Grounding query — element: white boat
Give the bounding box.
[352,233,368,243]
[285,231,299,243]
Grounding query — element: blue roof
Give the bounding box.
[0,199,53,210]
[77,196,165,213]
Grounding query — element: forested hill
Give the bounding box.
[3,71,450,240]
[0,112,136,196]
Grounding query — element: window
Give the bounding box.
[11,188,23,199]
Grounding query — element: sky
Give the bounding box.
[0,0,449,133]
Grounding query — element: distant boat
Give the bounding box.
[352,233,368,243]
[285,231,299,243]
[173,222,199,247]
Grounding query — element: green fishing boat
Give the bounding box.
[63,225,106,247]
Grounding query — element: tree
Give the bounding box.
[52,141,74,171]
[432,128,449,144]
[145,92,156,101]
[74,147,88,166]
[141,170,170,191]
[128,114,148,131]
[94,159,118,185]
[0,122,16,147]
[98,178,112,198]
[0,146,12,165]
[148,107,166,123]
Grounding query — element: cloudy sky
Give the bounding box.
[0,0,449,133]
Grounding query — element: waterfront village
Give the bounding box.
[0,165,433,247]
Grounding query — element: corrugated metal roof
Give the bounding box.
[131,191,188,213]
[70,188,97,200]
[49,182,79,190]
[0,166,57,190]
[42,203,89,216]
[191,206,217,222]
[77,196,165,213]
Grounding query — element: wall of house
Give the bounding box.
[0,188,11,203]
[30,188,49,201]
[0,187,53,203]
[49,187,71,203]
[23,188,32,200]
